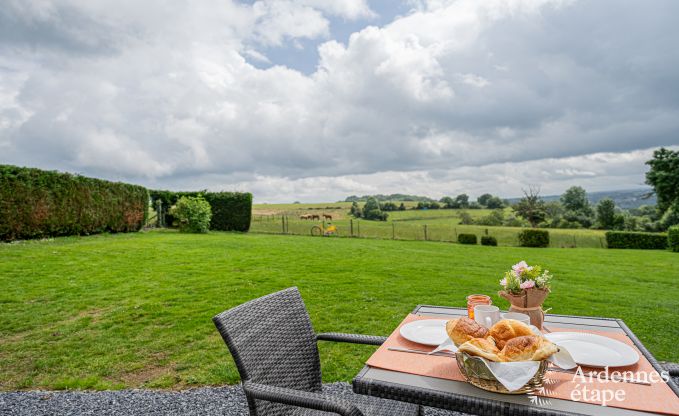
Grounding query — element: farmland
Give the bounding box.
[252,202,607,248]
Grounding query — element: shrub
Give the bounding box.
[0,164,148,241]
[171,196,212,233]
[605,231,668,250]
[203,192,252,232]
[518,229,550,248]
[458,234,477,245]
[669,226,679,252]
[149,190,252,231]
[362,197,388,221]
[481,236,498,246]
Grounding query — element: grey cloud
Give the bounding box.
[1,0,678,201]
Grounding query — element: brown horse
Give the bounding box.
[300,214,310,220]
[323,214,332,220]
[311,214,320,220]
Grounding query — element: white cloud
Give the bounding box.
[1,0,678,202]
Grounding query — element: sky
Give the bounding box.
[1,0,678,203]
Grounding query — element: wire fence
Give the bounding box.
[250,216,607,248]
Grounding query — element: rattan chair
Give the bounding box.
[213,287,422,416]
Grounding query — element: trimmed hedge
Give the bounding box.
[481,236,498,246]
[1,165,148,241]
[458,233,477,245]
[149,190,252,232]
[669,226,679,253]
[606,231,668,250]
[518,229,550,248]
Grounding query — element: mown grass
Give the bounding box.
[1,231,677,391]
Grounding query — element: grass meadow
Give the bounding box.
[1,230,677,391]
[251,203,606,248]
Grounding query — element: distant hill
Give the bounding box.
[343,194,435,203]
[506,188,656,210]
[342,188,656,209]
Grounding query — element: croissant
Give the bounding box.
[488,319,534,350]
[500,335,558,362]
[445,317,489,346]
[458,337,503,362]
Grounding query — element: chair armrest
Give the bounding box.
[243,381,364,416]
[316,332,387,346]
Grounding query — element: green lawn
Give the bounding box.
[1,231,677,391]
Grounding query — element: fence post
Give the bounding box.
[485,228,489,236]
[392,222,395,240]
[357,220,360,238]
[350,219,354,237]
[454,227,457,240]
[282,216,286,234]
[424,225,428,241]
[573,235,577,247]
[600,237,604,248]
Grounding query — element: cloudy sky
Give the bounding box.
[1,0,678,202]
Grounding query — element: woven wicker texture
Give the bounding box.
[213,287,421,416]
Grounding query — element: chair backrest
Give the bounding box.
[213,287,322,394]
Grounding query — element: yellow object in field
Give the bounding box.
[325,224,337,234]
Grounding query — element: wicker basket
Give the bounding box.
[455,352,548,394]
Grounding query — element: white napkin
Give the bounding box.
[429,337,458,354]
[485,359,541,391]
[432,335,576,392]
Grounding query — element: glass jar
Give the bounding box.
[466,294,492,319]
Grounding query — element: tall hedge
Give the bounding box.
[518,229,550,248]
[668,226,679,252]
[606,231,668,250]
[0,165,148,241]
[149,190,252,232]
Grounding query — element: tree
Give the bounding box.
[596,198,623,229]
[349,201,362,218]
[362,197,387,221]
[486,196,505,209]
[560,186,594,228]
[477,193,492,207]
[440,196,456,209]
[380,202,398,211]
[455,194,469,208]
[561,186,590,213]
[513,187,547,228]
[646,147,679,216]
[429,201,441,209]
[398,202,406,211]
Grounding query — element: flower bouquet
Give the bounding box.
[499,261,552,329]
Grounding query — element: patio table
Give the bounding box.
[352,305,679,416]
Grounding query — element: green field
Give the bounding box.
[1,231,677,391]
[251,202,608,248]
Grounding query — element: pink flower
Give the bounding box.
[520,280,535,289]
[499,278,507,287]
[512,261,529,274]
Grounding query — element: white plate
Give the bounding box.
[400,319,449,346]
[545,332,639,367]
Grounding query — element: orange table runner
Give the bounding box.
[366,314,679,415]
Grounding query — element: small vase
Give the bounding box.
[498,288,550,329]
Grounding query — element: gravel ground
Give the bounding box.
[0,383,464,416]
[2,375,677,416]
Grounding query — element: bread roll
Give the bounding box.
[500,335,558,362]
[458,337,504,362]
[445,317,489,346]
[488,319,534,350]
